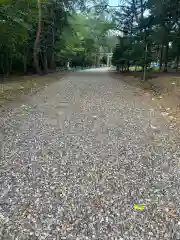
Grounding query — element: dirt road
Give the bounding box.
[0,68,180,239]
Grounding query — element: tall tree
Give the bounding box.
[33,0,42,74]
[111,0,180,75]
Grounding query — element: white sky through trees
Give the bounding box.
[109,0,119,6]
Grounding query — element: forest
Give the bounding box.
[112,0,180,76]
[0,0,116,76]
[0,0,180,77]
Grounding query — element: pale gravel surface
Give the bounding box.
[0,68,180,239]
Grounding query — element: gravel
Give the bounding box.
[0,68,180,239]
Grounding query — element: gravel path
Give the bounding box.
[0,68,180,240]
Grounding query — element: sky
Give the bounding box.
[109,0,119,6]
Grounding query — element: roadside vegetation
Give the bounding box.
[0,0,115,76]
[109,0,180,123]
[111,0,180,78]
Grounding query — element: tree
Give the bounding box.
[0,0,34,75]
[111,0,180,76]
[56,12,113,68]
[0,0,112,75]
[33,0,42,74]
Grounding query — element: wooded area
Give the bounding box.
[0,0,115,76]
[1,0,180,78]
[112,0,180,78]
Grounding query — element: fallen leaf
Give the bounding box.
[133,203,145,211]
[169,210,177,217]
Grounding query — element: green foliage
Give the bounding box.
[56,12,112,68]
[111,0,180,74]
[0,0,112,75]
[0,0,36,74]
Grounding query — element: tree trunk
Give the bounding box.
[49,4,56,70]
[50,52,56,70]
[176,55,179,72]
[127,60,130,72]
[164,42,169,72]
[6,53,10,76]
[9,56,12,75]
[33,0,42,75]
[23,53,27,74]
[140,0,144,19]
[43,51,48,73]
[159,45,163,71]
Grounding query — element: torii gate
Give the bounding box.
[95,47,113,67]
[106,52,113,67]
